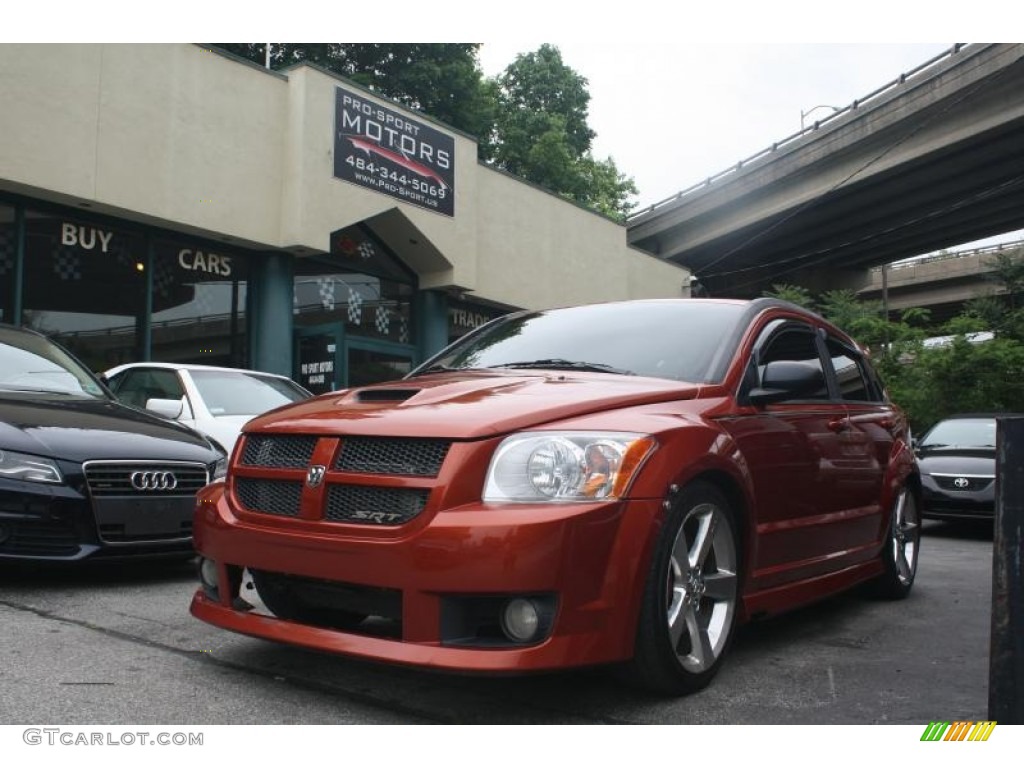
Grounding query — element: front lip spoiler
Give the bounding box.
[189,590,561,673]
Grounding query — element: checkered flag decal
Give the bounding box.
[375,304,390,335]
[0,230,13,277]
[153,257,177,299]
[357,241,375,260]
[399,317,409,344]
[53,245,82,281]
[347,288,363,325]
[318,277,335,311]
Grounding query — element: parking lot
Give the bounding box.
[0,520,994,725]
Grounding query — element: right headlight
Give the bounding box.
[483,431,656,503]
[0,449,64,484]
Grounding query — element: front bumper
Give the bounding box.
[190,482,661,672]
[0,475,196,562]
[920,474,995,520]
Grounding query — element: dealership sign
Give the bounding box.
[334,87,455,217]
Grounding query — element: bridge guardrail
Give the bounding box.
[628,44,969,224]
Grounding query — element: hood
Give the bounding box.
[0,392,219,463]
[244,370,702,439]
[917,451,995,476]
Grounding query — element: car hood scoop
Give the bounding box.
[244,370,701,440]
[355,388,421,403]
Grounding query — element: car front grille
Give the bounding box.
[84,462,209,497]
[235,478,303,517]
[324,485,430,525]
[234,434,449,526]
[98,519,192,543]
[933,475,994,492]
[0,517,80,557]
[335,437,451,477]
[241,435,318,468]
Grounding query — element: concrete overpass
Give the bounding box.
[627,44,1024,299]
[857,239,1024,324]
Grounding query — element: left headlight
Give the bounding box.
[0,449,63,484]
[483,432,656,503]
[210,454,228,481]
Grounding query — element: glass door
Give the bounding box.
[295,322,343,395]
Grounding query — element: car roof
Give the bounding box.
[940,413,1024,421]
[104,361,294,380]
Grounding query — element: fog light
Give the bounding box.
[198,557,219,594]
[501,598,540,643]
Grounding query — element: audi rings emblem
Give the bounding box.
[130,470,178,491]
[954,477,970,489]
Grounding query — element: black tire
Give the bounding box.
[871,486,920,600]
[251,570,366,630]
[623,481,741,696]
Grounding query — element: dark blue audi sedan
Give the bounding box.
[0,324,225,561]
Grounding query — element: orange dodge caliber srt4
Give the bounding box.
[190,298,920,695]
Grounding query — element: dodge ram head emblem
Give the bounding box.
[306,465,326,489]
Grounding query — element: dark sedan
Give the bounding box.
[0,324,225,561]
[917,414,1013,521]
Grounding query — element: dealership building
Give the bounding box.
[0,44,689,392]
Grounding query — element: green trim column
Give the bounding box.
[12,204,24,324]
[415,289,449,361]
[250,252,294,376]
[139,235,153,360]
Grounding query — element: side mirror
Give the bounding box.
[749,361,826,406]
[145,397,187,420]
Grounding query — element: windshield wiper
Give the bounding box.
[412,364,460,375]
[489,359,635,376]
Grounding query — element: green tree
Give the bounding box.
[213,42,636,219]
[762,283,816,310]
[213,43,495,140]
[489,44,637,220]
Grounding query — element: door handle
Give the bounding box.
[828,418,851,433]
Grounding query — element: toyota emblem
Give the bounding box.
[130,470,178,491]
[954,477,970,489]
[306,465,326,489]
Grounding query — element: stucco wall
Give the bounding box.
[0,43,689,311]
[474,168,688,309]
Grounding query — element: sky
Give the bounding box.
[479,43,954,209]
[477,39,1023,252]
[10,2,1022,253]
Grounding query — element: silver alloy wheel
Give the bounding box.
[665,501,738,673]
[891,488,920,586]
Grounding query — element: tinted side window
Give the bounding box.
[758,327,829,401]
[825,338,878,402]
[112,369,184,409]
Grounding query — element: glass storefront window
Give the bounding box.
[294,263,414,346]
[0,205,14,324]
[21,210,146,372]
[447,300,508,345]
[293,224,415,346]
[150,238,248,367]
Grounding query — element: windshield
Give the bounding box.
[413,301,748,383]
[190,370,310,417]
[0,327,107,397]
[920,418,997,449]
